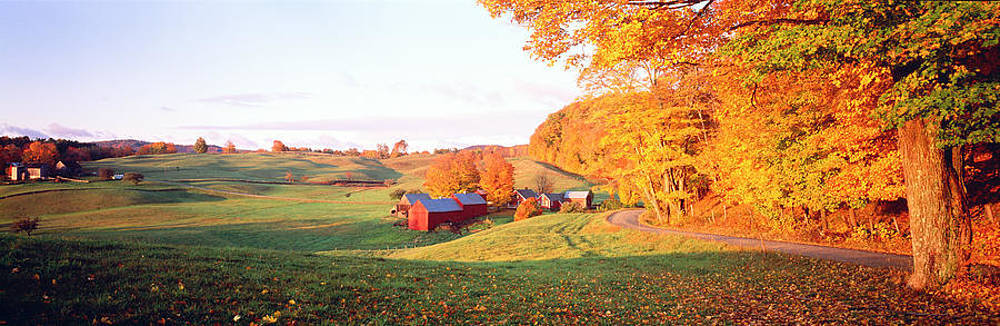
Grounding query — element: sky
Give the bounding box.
[0,0,583,151]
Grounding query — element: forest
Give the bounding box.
[482,0,1000,290]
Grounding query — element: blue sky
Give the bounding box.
[0,0,582,151]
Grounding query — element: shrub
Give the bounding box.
[389,189,408,200]
[514,198,543,221]
[98,168,114,180]
[560,202,585,213]
[599,198,624,211]
[10,217,39,236]
[122,172,144,184]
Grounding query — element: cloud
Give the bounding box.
[45,123,94,138]
[159,106,176,112]
[0,123,48,139]
[195,92,313,107]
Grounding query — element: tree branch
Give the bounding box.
[628,0,709,10]
[728,18,828,31]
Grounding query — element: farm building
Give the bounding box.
[6,163,28,181]
[511,189,538,208]
[408,198,464,231]
[452,193,488,219]
[25,164,51,180]
[564,190,593,208]
[539,193,564,211]
[394,193,432,218]
[55,161,82,177]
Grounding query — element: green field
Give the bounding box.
[1,153,994,324]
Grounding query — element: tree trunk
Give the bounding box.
[848,207,858,229]
[986,203,995,224]
[821,209,829,231]
[898,118,972,289]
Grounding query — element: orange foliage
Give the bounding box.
[21,142,58,166]
[137,142,177,155]
[423,152,481,197]
[514,197,543,221]
[479,152,515,207]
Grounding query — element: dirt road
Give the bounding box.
[607,209,913,270]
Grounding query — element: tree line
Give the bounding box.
[483,0,1000,289]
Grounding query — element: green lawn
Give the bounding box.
[2,213,993,324]
[3,154,992,323]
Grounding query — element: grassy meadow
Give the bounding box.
[2,153,995,324]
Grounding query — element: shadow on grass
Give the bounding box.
[0,234,996,324]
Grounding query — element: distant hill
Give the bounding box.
[460,144,528,157]
[90,139,223,153]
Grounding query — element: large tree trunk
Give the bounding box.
[897,118,972,289]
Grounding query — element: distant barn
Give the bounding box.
[452,193,488,219]
[55,161,82,177]
[408,198,463,231]
[539,193,564,211]
[511,189,538,208]
[25,164,51,180]
[564,190,593,208]
[394,193,432,218]
[6,163,28,181]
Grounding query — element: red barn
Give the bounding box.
[452,193,488,219]
[539,193,564,211]
[408,198,463,231]
[394,193,432,218]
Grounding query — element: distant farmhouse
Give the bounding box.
[7,163,29,181]
[511,189,538,208]
[539,193,564,211]
[55,160,82,177]
[564,190,594,208]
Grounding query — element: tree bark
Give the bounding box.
[986,203,995,224]
[898,118,971,289]
[848,207,858,228]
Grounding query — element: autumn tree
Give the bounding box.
[376,143,391,159]
[0,144,22,168]
[514,197,543,221]
[193,137,208,154]
[10,217,39,236]
[390,140,408,158]
[480,152,515,207]
[423,152,481,197]
[723,0,1000,289]
[272,140,289,152]
[223,141,237,154]
[62,146,91,162]
[21,142,58,167]
[137,142,177,155]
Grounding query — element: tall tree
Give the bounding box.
[390,140,408,158]
[193,137,208,154]
[223,141,237,154]
[725,0,1000,289]
[423,152,481,197]
[480,152,515,207]
[272,140,289,152]
[376,143,391,159]
[21,141,58,167]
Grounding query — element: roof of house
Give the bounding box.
[565,191,592,199]
[401,193,432,205]
[541,193,564,202]
[453,193,487,205]
[414,198,463,213]
[56,161,82,170]
[515,189,538,199]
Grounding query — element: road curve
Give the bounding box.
[607,209,913,271]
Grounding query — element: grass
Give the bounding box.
[82,152,401,183]
[5,154,993,323]
[2,214,995,324]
